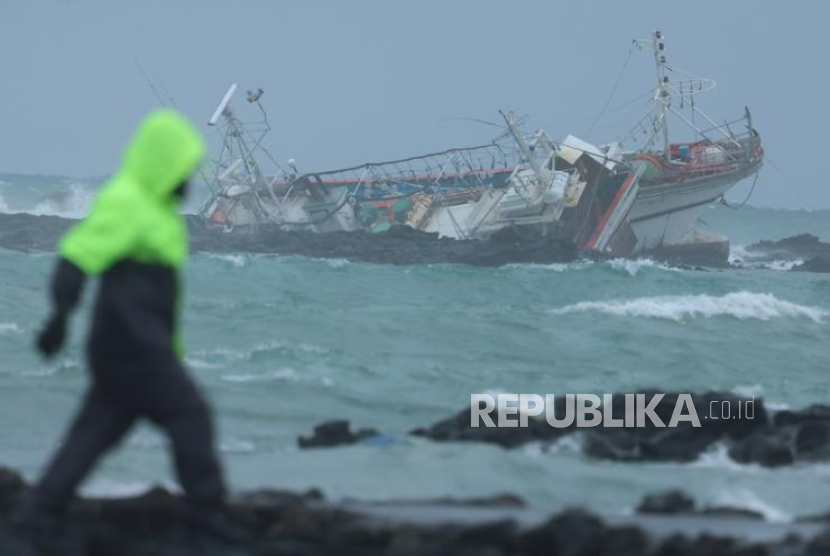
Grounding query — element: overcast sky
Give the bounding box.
[3,0,827,208]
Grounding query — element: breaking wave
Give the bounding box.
[193,340,329,362]
[30,183,94,218]
[0,183,94,218]
[710,489,792,523]
[81,480,175,499]
[729,245,803,271]
[505,259,677,276]
[607,258,678,276]
[504,261,594,272]
[204,253,249,268]
[0,322,22,335]
[221,367,334,386]
[550,292,827,323]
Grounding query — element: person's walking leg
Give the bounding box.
[144,362,225,511]
[25,385,135,514]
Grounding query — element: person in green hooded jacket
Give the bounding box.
[17,109,233,539]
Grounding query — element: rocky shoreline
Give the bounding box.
[5,391,830,554]
[0,213,578,267]
[741,233,830,272]
[1,467,829,556]
[3,212,830,271]
[299,391,830,468]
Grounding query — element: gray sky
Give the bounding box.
[3,0,827,208]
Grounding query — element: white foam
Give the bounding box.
[504,261,594,273]
[547,433,584,454]
[0,322,22,334]
[729,245,803,271]
[0,182,95,217]
[185,357,224,370]
[765,259,803,271]
[221,367,334,386]
[728,245,750,265]
[692,443,757,472]
[193,339,329,362]
[19,357,81,377]
[326,258,349,269]
[206,253,248,267]
[550,291,827,323]
[81,480,179,498]
[607,258,678,276]
[30,183,95,218]
[731,384,765,398]
[710,489,792,523]
[220,438,257,453]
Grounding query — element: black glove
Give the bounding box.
[36,313,67,358]
[35,258,86,358]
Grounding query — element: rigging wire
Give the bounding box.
[588,96,655,136]
[765,153,809,208]
[585,45,635,137]
[561,89,656,128]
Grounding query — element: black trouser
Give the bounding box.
[28,357,225,515]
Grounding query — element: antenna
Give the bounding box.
[135,59,167,107]
[208,84,238,126]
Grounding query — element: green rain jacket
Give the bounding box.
[58,110,205,364]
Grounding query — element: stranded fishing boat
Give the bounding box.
[197,31,762,266]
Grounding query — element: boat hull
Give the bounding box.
[628,159,761,252]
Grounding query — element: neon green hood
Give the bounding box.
[60,109,205,274]
[121,109,206,200]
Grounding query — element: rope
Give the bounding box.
[719,171,759,210]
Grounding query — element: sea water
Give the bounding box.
[1,175,829,521]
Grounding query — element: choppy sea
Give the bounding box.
[1,174,829,521]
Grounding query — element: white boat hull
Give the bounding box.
[628,162,760,252]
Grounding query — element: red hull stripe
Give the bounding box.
[584,171,637,250]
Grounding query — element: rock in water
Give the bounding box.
[0,467,825,556]
[637,490,695,514]
[743,234,830,273]
[298,420,379,448]
[0,213,579,267]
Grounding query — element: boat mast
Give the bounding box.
[635,31,672,160]
[208,84,284,221]
[651,30,671,160]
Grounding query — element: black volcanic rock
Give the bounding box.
[298,420,379,448]
[774,405,830,427]
[518,510,607,556]
[582,391,766,463]
[795,423,830,461]
[742,234,830,273]
[637,490,696,514]
[0,213,578,267]
[410,395,575,448]
[300,392,830,468]
[185,221,579,267]
[806,527,830,556]
[746,234,830,260]
[0,213,74,252]
[414,391,770,464]
[794,256,830,273]
[0,468,826,556]
[727,426,795,467]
